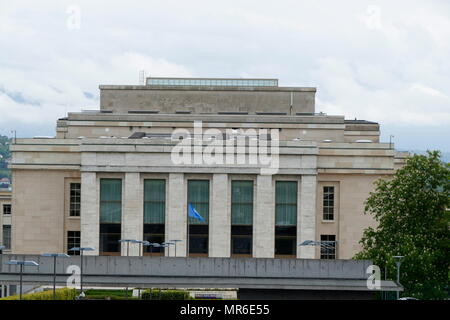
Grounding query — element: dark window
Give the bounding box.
[67,231,80,255]
[231,181,253,256]
[188,225,208,254]
[69,183,81,217]
[2,225,11,250]
[143,180,166,256]
[320,235,336,259]
[3,204,11,215]
[323,186,335,221]
[99,179,122,255]
[275,181,297,256]
[231,226,252,255]
[275,226,296,256]
[187,180,209,256]
[100,224,121,255]
[143,224,165,255]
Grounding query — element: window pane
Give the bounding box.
[100,179,122,223]
[144,179,165,224]
[275,181,297,226]
[231,181,253,225]
[187,180,209,224]
[2,225,11,250]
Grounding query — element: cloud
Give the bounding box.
[0,0,449,150]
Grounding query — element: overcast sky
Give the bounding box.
[1,0,449,151]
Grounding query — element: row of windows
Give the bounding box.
[96,179,336,258]
[69,183,336,222]
[146,78,278,87]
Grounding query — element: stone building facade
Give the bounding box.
[9,77,407,259]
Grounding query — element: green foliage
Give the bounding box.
[141,289,191,300]
[84,289,136,300]
[355,151,450,299]
[0,287,77,300]
[0,135,11,179]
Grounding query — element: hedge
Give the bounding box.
[141,289,191,300]
[0,288,77,300]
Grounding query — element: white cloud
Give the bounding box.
[0,0,449,149]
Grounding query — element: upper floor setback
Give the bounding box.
[99,77,316,115]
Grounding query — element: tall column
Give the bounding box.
[298,175,317,258]
[166,173,187,257]
[209,174,230,257]
[80,172,99,255]
[121,172,143,256]
[253,175,275,258]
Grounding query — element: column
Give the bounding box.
[253,175,275,258]
[166,173,187,257]
[209,174,230,257]
[298,175,317,258]
[80,172,99,255]
[121,172,143,256]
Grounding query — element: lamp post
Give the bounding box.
[132,240,147,256]
[69,247,95,297]
[4,260,39,300]
[41,253,70,299]
[298,240,339,258]
[169,240,182,257]
[118,239,136,256]
[393,255,404,300]
[162,242,174,257]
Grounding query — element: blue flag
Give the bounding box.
[188,203,205,222]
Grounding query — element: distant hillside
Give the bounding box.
[0,135,11,182]
[404,150,450,163]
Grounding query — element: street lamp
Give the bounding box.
[162,242,174,256]
[131,240,147,256]
[41,253,70,299]
[393,255,404,300]
[298,240,339,258]
[169,240,182,257]
[143,242,159,256]
[119,239,139,256]
[69,247,95,297]
[4,260,39,300]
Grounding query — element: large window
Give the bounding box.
[231,181,253,256]
[69,183,81,217]
[67,231,80,255]
[143,179,166,256]
[275,181,297,257]
[2,225,11,250]
[320,235,336,259]
[99,179,122,255]
[323,186,335,221]
[2,204,11,215]
[187,180,209,256]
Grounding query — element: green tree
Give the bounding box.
[355,151,450,299]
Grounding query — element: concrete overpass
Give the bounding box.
[0,255,401,299]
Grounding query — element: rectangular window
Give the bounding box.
[3,204,11,215]
[231,181,253,256]
[67,231,80,255]
[100,179,122,255]
[323,186,335,221]
[69,183,81,217]
[143,179,166,256]
[320,235,336,259]
[187,180,209,255]
[275,181,298,256]
[2,225,11,250]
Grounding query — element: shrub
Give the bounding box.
[141,289,191,300]
[0,287,77,300]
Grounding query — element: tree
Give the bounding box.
[355,151,450,299]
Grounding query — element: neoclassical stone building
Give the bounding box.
[10,77,407,259]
